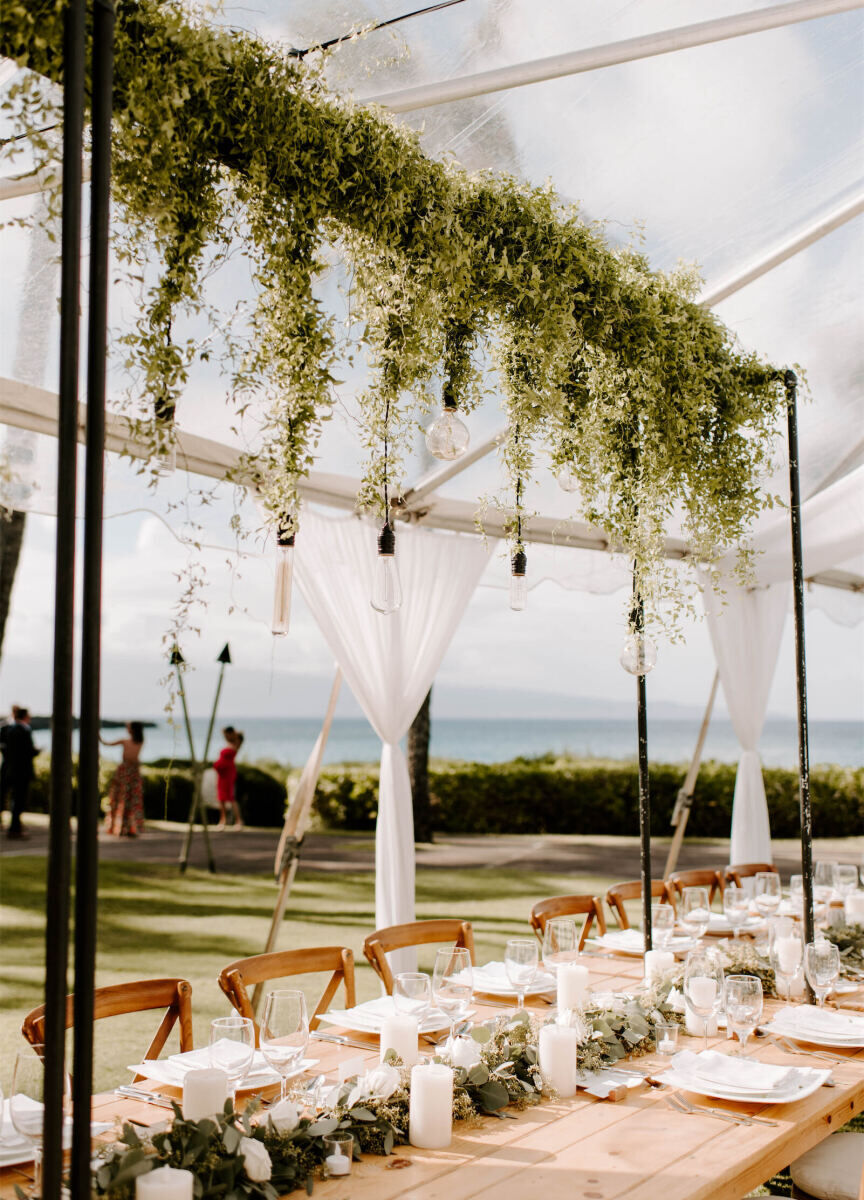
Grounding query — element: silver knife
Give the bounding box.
[310,1032,378,1051]
[114,1086,176,1109]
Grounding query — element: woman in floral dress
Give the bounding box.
[101,721,145,837]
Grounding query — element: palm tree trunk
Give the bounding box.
[0,509,26,658]
[408,687,434,843]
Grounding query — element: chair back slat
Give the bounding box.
[605,880,672,929]
[666,869,725,904]
[528,895,606,949]
[724,862,778,887]
[218,947,356,1038]
[363,921,475,994]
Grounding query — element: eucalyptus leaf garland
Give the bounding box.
[1,0,787,620]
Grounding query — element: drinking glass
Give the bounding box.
[834,864,859,898]
[432,947,473,1038]
[683,949,725,1053]
[505,938,538,1010]
[651,903,675,949]
[789,874,804,916]
[724,975,763,1055]
[209,1016,255,1091]
[10,1052,70,1197]
[753,873,782,919]
[813,861,837,905]
[722,884,749,940]
[679,888,711,942]
[259,990,309,1102]
[541,918,578,975]
[803,941,840,1007]
[770,925,803,1003]
[393,972,433,1023]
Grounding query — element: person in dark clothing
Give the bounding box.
[0,705,39,838]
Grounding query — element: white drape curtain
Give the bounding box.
[295,510,489,970]
[702,581,790,865]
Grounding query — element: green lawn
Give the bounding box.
[0,855,616,1093]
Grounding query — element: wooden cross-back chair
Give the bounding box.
[665,868,725,904]
[218,947,356,1038]
[605,880,673,929]
[528,895,606,949]
[364,920,475,995]
[21,978,193,1080]
[724,862,778,888]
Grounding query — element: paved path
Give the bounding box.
[2,816,861,879]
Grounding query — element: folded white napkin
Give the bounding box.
[672,1049,805,1092]
[0,1100,112,1161]
[770,1005,864,1039]
[592,930,646,953]
[323,997,449,1034]
[470,961,555,994]
[129,1047,285,1087]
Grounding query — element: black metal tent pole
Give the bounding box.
[632,580,653,953]
[173,647,217,874]
[785,370,816,972]
[42,0,85,1193]
[71,2,115,1194]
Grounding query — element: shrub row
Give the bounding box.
[24,754,863,838]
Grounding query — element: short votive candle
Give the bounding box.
[557,962,589,1010]
[539,1023,579,1097]
[182,1068,229,1121]
[654,1021,679,1056]
[408,1063,453,1149]
[136,1167,195,1200]
[380,1013,419,1067]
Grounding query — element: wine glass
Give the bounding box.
[722,883,749,940]
[651,903,675,949]
[683,949,725,1053]
[754,873,782,919]
[541,918,578,975]
[505,938,538,1011]
[770,925,803,1004]
[789,874,804,916]
[431,947,473,1039]
[724,975,763,1055]
[813,862,837,905]
[393,972,433,1024]
[803,941,840,1007]
[834,864,859,899]
[259,990,309,1102]
[10,1052,70,1197]
[209,1016,255,1092]
[679,888,711,943]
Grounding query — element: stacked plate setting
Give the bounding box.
[762,1005,864,1049]
[662,1049,831,1104]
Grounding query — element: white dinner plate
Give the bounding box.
[467,963,556,997]
[763,1008,864,1049]
[320,997,460,1035]
[662,1063,830,1105]
[128,1052,318,1090]
[586,932,695,957]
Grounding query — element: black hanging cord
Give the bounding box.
[291,0,467,58]
[632,569,653,952]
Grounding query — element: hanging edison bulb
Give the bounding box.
[556,462,579,493]
[154,440,177,477]
[425,399,470,461]
[371,522,403,614]
[510,549,527,612]
[619,631,658,675]
[153,398,177,477]
[272,527,295,636]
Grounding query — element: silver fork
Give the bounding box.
[665,1093,743,1125]
[757,1030,845,1064]
[670,1092,779,1127]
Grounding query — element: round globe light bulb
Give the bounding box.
[425,408,470,461]
[619,632,658,676]
[556,463,579,493]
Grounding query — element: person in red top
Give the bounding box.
[213,726,244,830]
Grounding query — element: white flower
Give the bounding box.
[239,1137,272,1182]
[447,1036,481,1069]
[267,1099,299,1133]
[363,1064,401,1100]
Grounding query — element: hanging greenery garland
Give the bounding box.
[1,0,785,619]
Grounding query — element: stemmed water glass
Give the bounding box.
[803,941,840,1007]
[10,1052,70,1197]
[209,1016,255,1093]
[259,990,309,1102]
[813,862,837,905]
[834,864,859,899]
[723,884,749,940]
[541,918,578,975]
[679,888,711,943]
[724,975,763,1056]
[683,948,725,1053]
[432,947,473,1040]
[393,972,433,1024]
[754,873,782,920]
[651,903,675,949]
[770,925,803,1004]
[505,938,538,1011]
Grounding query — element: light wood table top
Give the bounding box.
[4,953,862,1200]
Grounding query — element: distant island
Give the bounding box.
[26,717,158,732]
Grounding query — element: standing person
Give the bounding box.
[0,705,39,839]
[101,721,145,837]
[213,726,244,830]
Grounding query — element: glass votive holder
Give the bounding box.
[323,1132,354,1177]
[654,1020,679,1056]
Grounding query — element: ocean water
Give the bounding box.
[87,716,864,770]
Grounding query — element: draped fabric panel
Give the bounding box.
[295,510,489,973]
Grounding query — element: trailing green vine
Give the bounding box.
[1,0,786,622]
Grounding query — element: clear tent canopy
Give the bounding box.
[0,0,862,617]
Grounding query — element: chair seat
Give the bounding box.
[790,1132,864,1200]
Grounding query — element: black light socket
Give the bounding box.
[378,522,396,556]
[512,549,527,576]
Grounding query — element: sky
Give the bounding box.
[1,0,862,726]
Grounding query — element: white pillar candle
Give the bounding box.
[136,1167,195,1200]
[538,1024,579,1098]
[182,1068,229,1121]
[644,950,674,984]
[408,1063,453,1149]
[845,893,864,925]
[684,1010,718,1037]
[380,1014,419,1066]
[774,936,802,977]
[557,963,589,1010]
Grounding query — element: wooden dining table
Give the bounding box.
[3,952,862,1200]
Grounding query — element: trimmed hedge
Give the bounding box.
[23,754,864,838]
